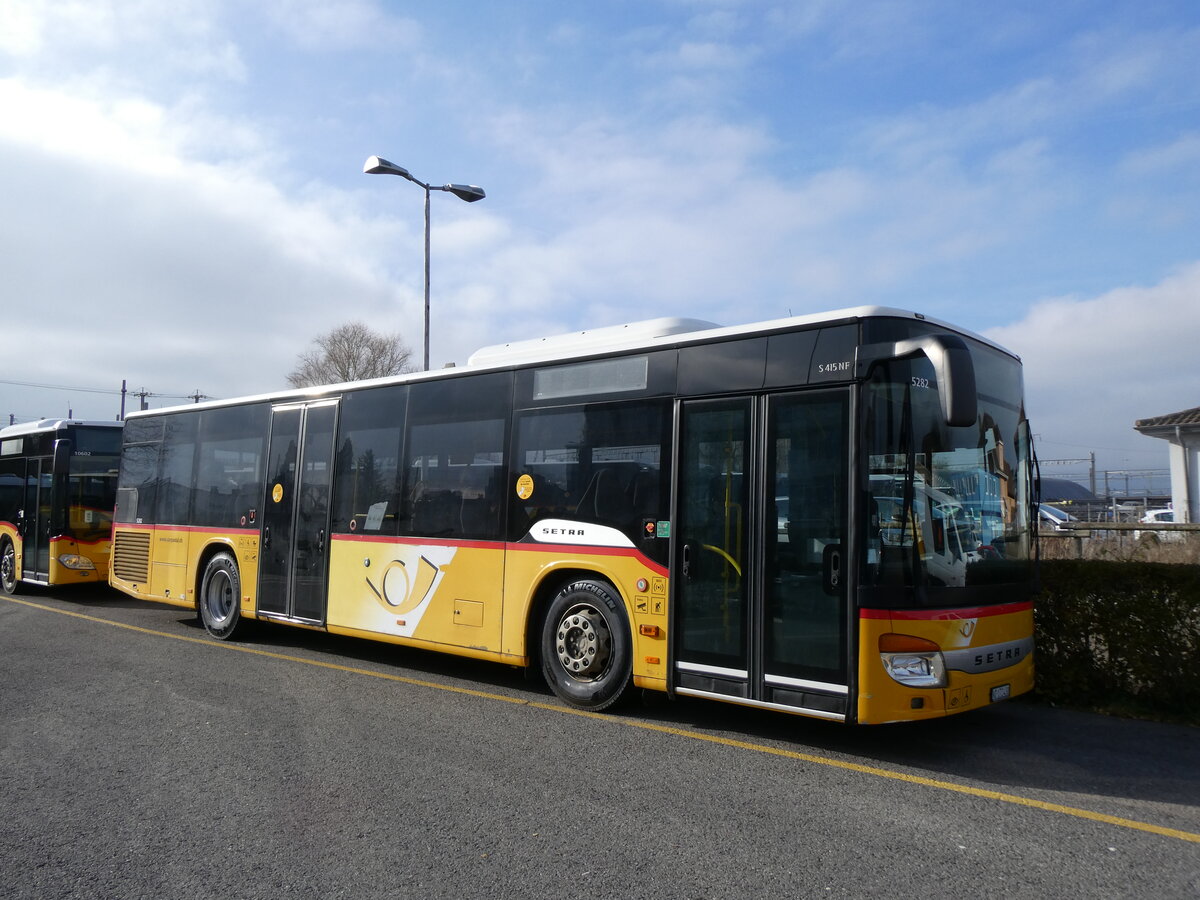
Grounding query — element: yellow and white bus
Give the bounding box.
[109,308,1036,724]
[1,419,122,594]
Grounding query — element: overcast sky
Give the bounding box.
[2,0,1198,478]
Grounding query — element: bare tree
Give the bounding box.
[286,321,414,388]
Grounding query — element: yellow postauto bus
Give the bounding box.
[109,308,1036,724]
[1,419,122,594]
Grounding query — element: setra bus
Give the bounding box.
[1,419,123,594]
[108,308,1036,724]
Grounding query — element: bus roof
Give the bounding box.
[468,305,1010,368]
[122,306,1013,420]
[0,419,123,438]
[467,317,721,367]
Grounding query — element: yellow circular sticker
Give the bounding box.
[272,483,284,503]
[515,473,534,500]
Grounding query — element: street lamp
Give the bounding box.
[363,155,486,371]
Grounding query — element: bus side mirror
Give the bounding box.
[52,438,74,475]
[856,334,978,427]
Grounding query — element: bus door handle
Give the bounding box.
[823,544,842,596]
[681,542,692,581]
[263,526,271,549]
[316,529,325,554]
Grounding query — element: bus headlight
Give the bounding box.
[880,633,947,688]
[57,554,96,571]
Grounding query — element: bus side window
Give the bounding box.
[329,384,406,536]
[401,374,511,543]
[512,400,671,561]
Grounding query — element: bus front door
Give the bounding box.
[673,391,850,721]
[258,401,338,623]
[22,458,53,581]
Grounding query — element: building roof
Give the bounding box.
[1040,477,1099,503]
[1135,406,1200,436]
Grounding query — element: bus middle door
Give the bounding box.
[258,400,338,624]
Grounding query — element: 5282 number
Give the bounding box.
[911,376,931,389]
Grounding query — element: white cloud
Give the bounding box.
[3,154,408,400]
[0,80,179,172]
[260,0,420,51]
[0,0,245,80]
[1,0,1197,461]
[1121,132,1200,176]
[986,263,1200,465]
[0,79,421,410]
[0,0,48,56]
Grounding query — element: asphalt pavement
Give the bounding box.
[2,584,1197,899]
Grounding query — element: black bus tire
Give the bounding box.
[199,552,243,640]
[541,579,634,711]
[0,540,21,595]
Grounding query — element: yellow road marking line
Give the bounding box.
[7,595,1200,845]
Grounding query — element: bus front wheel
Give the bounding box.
[199,553,243,640]
[541,579,634,711]
[0,540,20,595]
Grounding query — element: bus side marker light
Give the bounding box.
[639,625,661,638]
[645,656,661,665]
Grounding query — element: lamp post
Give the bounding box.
[363,155,485,371]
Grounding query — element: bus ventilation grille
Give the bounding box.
[112,532,151,583]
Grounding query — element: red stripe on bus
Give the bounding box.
[859,600,1033,620]
[113,526,670,578]
[332,533,668,577]
[332,533,506,551]
[508,540,670,578]
[50,535,109,547]
[114,523,258,534]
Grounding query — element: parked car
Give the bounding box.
[1038,504,1076,532]
[1135,508,1183,542]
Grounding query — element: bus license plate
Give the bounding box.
[990,684,1011,703]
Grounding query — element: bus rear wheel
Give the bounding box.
[541,579,634,711]
[0,540,20,595]
[199,553,243,639]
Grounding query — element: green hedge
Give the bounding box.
[1035,560,1200,722]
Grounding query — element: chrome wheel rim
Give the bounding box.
[203,568,235,627]
[554,603,612,681]
[0,545,14,591]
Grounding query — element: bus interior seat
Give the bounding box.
[590,467,635,525]
[412,489,460,536]
[630,467,659,517]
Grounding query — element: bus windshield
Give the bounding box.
[66,426,121,542]
[862,338,1033,604]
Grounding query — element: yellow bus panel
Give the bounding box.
[856,601,1035,724]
